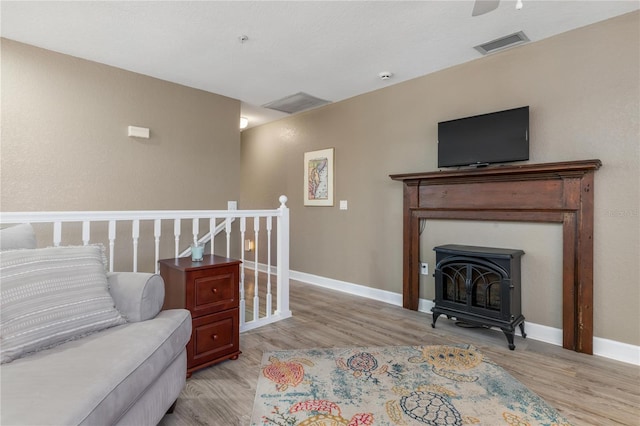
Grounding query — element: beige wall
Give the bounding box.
[1,38,240,212]
[1,39,241,271]
[241,12,640,346]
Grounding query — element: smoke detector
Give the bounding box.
[378,71,393,80]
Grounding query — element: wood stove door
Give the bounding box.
[434,262,469,311]
[435,258,509,321]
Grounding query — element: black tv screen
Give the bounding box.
[437,106,529,168]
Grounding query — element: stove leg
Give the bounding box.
[519,322,527,339]
[431,312,442,328]
[503,329,516,350]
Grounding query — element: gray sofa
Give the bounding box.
[0,224,192,425]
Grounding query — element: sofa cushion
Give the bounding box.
[0,245,126,363]
[108,272,165,322]
[0,309,191,426]
[0,223,36,250]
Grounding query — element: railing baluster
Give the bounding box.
[53,222,62,247]
[253,216,260,321]
[132,219,140,272]
[192,218,199,244]
[108,221,116,272]
[82,221,91,246]
[209,217,216,255]
[225,217,232,258]
[266,216,273,318]
[239,217,246,325]
[154,219,161,273]
[174,219,181,258]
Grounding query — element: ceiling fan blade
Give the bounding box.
[472,0,500,16]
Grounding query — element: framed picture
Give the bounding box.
[304,148,334,206]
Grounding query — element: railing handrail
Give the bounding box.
[0,208,283,223]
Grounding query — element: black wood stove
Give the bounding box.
[431,244,526,350]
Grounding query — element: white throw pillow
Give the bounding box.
[0,223,37,250]
[0,245,126,363]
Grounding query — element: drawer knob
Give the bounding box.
[211,334,218,340]
[211,288,218,293]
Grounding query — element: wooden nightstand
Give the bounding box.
[159,255,241,377]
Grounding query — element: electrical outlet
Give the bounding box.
[420,262,429,275]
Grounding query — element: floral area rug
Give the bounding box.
[250,344,571,426]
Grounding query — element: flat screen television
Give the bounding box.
[437,106,529,168]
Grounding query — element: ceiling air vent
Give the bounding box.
[474,31,529,55]
[262,92,331,114]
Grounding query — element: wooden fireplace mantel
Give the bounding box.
[390,159,602,354]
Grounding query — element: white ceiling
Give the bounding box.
[2,1,638,129]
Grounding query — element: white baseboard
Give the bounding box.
[290,269,404,306]
[593,337,640,365]
[289,268,640,366]
[242,260,276,276]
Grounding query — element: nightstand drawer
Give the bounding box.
[189,309,239,369]
[190,265,238,316]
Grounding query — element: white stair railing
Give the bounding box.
[0,196,291,332]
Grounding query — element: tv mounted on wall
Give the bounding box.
[437,106,529,168]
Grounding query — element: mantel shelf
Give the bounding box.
[390,159,602,355]
[390,159,602,184]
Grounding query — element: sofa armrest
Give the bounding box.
[107,272,165,322]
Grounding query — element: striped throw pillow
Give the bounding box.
[0,245,126,363]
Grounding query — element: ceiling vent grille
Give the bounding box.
[474,31,530,55]
[262,92,331,114]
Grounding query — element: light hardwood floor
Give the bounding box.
[158,280,640,426]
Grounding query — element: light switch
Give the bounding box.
[339,200,348,210]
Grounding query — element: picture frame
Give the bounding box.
[304,148,334,206]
